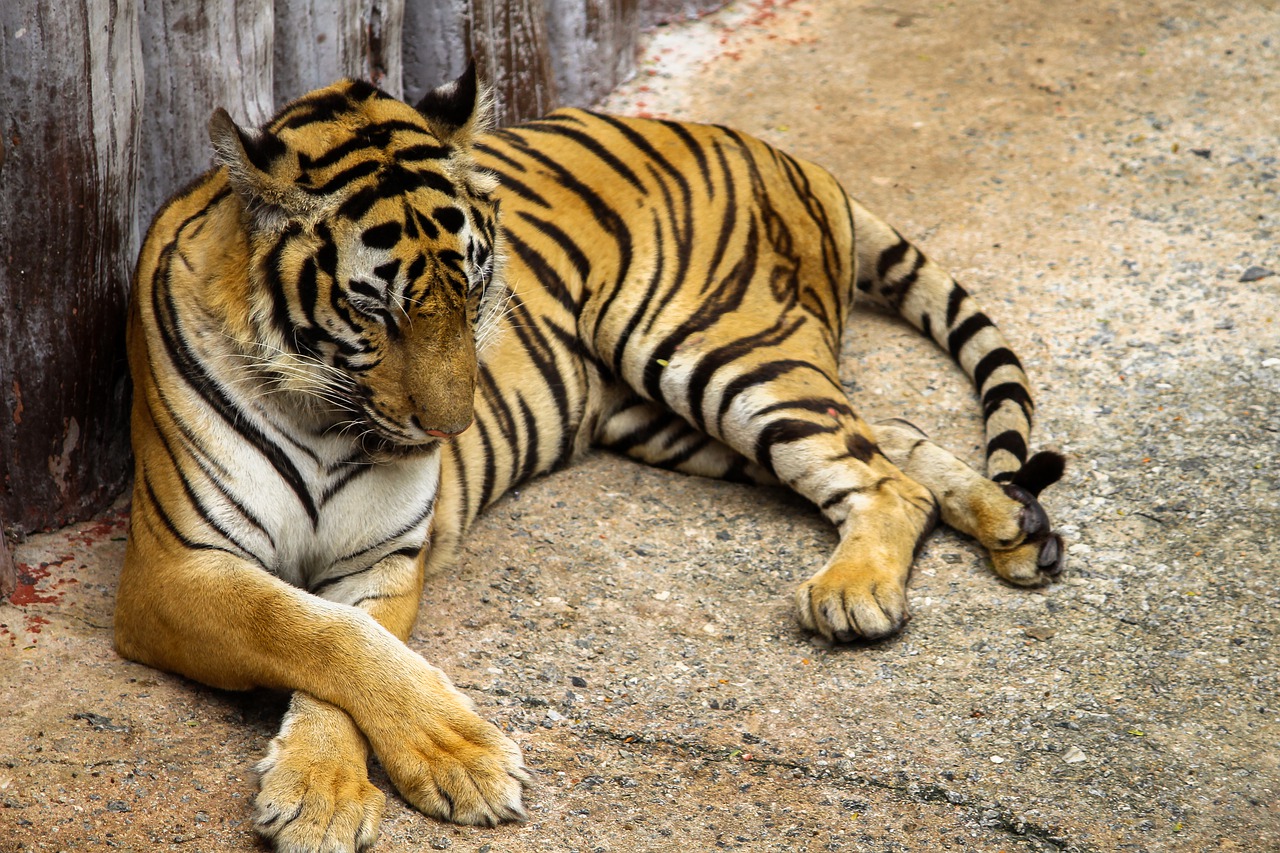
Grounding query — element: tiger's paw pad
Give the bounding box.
[794,563,909,642]
[989,483,1065,586]
[254,741,385,853]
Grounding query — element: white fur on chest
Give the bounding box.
[187,387,441,591]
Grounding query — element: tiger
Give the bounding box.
[115,64,1064,853]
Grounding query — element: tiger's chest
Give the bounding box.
[190,408,441,590]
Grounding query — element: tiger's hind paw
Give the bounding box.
[794,559,911,642]
[989,483,1065,586]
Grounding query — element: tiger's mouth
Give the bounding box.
[358,430,442,461]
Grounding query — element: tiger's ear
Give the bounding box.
[209,108,313,227]
[414,61,492,145]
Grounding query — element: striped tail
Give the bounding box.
[850,199,1063,493]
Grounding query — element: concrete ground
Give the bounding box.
[3,0,1277,850]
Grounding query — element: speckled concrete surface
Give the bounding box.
[3,1,1277,851]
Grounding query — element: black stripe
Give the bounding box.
[305,159,380,196]
[609,154,697,377]
[445,438,473,525]
[505,229,580,315]
[361,221,402,250]
[141,472,248,560]
[658,118,715,197]
[153,245,320,526]
[845,432,879,463]
[986,429,1029,463]
[685,315,805,433]
[876,237,911,280]
[753,419,838,476]
[643,212,759,403]
[329,498,436,571]
[475,139,533,175]
[306,135,373,170]
[973,348,1024,391]
[337,186,381,220]
[519,116,648,194]
[513,212,591,288]
[150,403,270,563]
[752,396,853,420]
[599,405,679,455]
[472,382,500,510]
[515,394,542,485]
[398,143,452,162]
[982,382,1034,420]
[945,285,966,327]
[274,92,353,131]
[947,313,995,359]
[715,360,843,436]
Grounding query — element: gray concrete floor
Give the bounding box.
[3,1,1278,850]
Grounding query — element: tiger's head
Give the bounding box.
[208,65,505,451]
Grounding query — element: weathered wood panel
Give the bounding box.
[546,0,640,108]
[136,0,274,232]
[0,527,14,601]
[0,1,142,532]
[469,0,559,126]
[401,0,470,104]
[274,0,404,103]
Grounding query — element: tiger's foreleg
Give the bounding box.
[253,553,424,853]
[870,419,1065,585]
[115,538,528,852]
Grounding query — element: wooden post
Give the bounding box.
[468,0,559,126]
[135,0,275,228]
[274,0,405,104]
[545,0,640,108]
[0,1,143,532]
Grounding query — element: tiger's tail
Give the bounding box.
[849,199,1064,495]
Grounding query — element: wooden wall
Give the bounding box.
[0,0,724,550]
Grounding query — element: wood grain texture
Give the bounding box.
[136,0,274,226]
[274,0,404,103]
[0,1,142,531]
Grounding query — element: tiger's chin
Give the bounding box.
[360,433,443,463]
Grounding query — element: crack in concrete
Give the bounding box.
[568,721,1093,853]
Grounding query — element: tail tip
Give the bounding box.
[1008,451,1066,497]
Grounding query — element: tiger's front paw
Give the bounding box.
[794,558,910,642]
[989,483,1065,586]
[365,668,530,826]
[254,728,385,853]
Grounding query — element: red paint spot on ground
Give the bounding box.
[25,615,50,634]
[10,563,59,605]
[68,511,129,548]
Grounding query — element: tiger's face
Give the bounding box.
[209,69,505,449]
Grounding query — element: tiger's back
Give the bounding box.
[433,109,1059,583]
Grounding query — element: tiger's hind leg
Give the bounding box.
[871,419,1065,585]
[594,391,777,485]
[620,323,946,641]
[594,382,939,640]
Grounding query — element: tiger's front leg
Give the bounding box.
[116,537,529,853]
[253,552,425,853]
